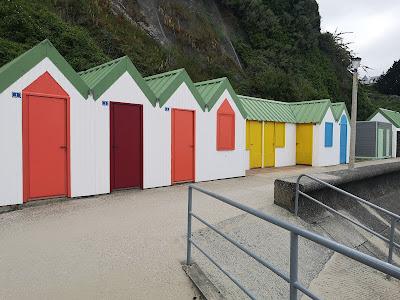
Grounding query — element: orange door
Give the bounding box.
[22,72,70,202]
[26,95,68,199]
[172,109,195,183]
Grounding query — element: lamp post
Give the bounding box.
[349,57,361,169]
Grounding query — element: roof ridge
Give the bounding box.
[144,68,185,80]
[195,77,226,86]
[78,56,126,75]
[290,99,331,105]
[238,95,289,104]
[380,107,400,113]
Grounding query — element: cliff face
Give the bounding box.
[0,0,380,118]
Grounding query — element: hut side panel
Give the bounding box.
[275,123,296,167]
[156,82,203,185]
[93,72,165,191]
[312,108,339,166]
[0,58,96,206]
[197,89,246,182]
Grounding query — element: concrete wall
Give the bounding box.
[275,123,296,167]
[370,113,398,157]
[197,89,246,181]
[312,108,340,166]
[274,161,400,221]
[0,58,96,206]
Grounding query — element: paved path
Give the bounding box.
[0,158,399,299]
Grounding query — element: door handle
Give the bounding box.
[60,145,67,149]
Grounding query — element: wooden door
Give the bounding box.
[111,102,143,190]
[172,109,195,183]
[25,95,68,200]
[263,122,275,167]
[296,124,313,165]
[23,72,70,202]
[339,115,347,164]
[247,121,262,168]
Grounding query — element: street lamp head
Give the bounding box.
[351,57,362,70]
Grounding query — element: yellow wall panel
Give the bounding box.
[296,124,313,165]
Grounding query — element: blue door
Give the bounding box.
[340,115,347,164]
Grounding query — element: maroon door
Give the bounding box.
[110,102,143,190]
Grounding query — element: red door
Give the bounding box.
[172,109,195,183]
[23,72,70,201]
[110,102,143,190]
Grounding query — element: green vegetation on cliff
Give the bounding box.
[0,0,395,119]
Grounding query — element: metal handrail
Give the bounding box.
[295,174,400,265]
[186,185,400,300]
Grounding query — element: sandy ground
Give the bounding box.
[0,158,398,299]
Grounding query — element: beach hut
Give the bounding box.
[368,108,400,157]
[0,40,97,207]
[237,95,297,169]
[331,102,350,164]
[290,99,344,166]
[194,78,247,180]
[79,56,159,191]
[144,69,206,185]
[356,121,392,159]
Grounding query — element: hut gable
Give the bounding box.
[79,57,156,105]
[195,77,246,118]
[0,39,88,98]
[331,102,350,121]
[368,108,400,128]
[144,68,205,110]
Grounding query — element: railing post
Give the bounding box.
[388,217,396,265]
[295,177,301,216]
[186,186,193,265]
[290,232,299,300]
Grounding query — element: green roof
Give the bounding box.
[0,39,89,98]
[368,108,400,128]
[331,102,350,121]
[238,95,296,123]
[195,77,246,118]
[79,56,156,105]
[290,99,331,123]
[237,96,335,124]
[144,68,205,110]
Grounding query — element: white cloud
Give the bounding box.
[317,0,400,76]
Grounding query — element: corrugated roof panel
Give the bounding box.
[195,78,224,105]
[238,95,296,123]
[144,69,183,98]
[79,57,124,89]
[290,99,331,123]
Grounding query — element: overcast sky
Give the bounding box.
[317,0,400,76]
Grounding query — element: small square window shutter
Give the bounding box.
[274,123,286,148]
[325,122,333,147]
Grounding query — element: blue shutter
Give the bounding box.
[325,122,333,147]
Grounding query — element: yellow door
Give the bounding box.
[296,124,313,165]
[263,122,275,167]
[246,121,262,168]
